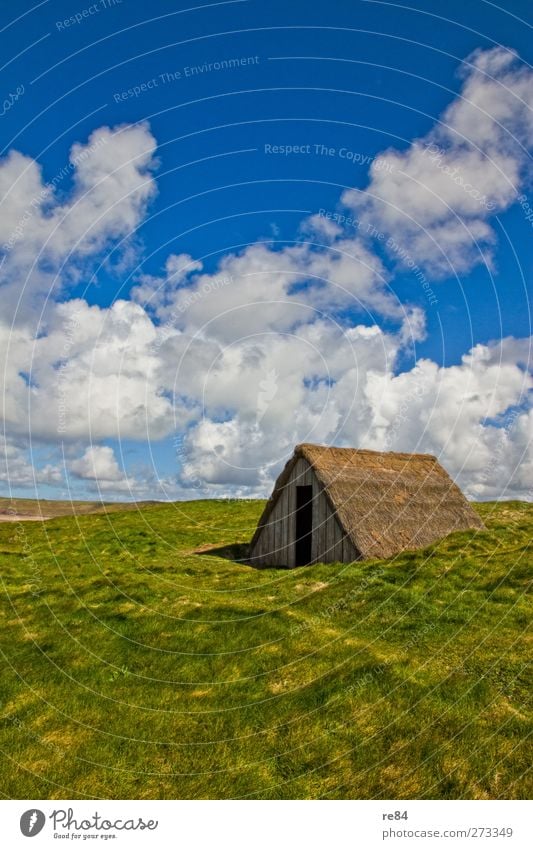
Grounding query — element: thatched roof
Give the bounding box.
[252,443,484,560]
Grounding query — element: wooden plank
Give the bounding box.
[285,469,292,568]
[287,481,296,569]
[277,485,284,563]
[273,488,280,561]
[287,475,295,568]
[328,505,340,563]
[332,513,344,562]
[342,534,358,563]
[311,486,319,563]
[309,481,315,564]
[315,488,326,562]
[280,484,288,564]
[320,498,329,563]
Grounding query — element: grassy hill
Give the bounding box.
[0,498,530,799]
[0,495,158,519]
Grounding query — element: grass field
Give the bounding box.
[0,495,157,519]
[0,498,531,799]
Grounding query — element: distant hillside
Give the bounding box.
[0,496,160,519]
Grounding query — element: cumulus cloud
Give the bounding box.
[68,444,143,494]
[0,52,531,502]
[179,333,531,498]
[342,47,533,275]
[133,236,402,344]
[0,298,174,442]
[361,338,532,487]
[67,444,187,499]
[0,436,63,490]
[2,286,530,499]
[0,122,157,321]
[69,445,125,482]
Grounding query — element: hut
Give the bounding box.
[249,443,484,567]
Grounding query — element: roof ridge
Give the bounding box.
[295,443,437,461]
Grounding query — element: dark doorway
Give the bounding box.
[295,485,313,566]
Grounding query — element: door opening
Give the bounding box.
[295,485,313,566]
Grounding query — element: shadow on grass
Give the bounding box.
[194,542,292,569]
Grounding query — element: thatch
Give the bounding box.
[251,443,484,560]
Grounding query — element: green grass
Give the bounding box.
[0,499,531,799]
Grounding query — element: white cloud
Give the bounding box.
[130,253,204,312]
[0,298,174,442]
[1,285,530,499]
[0,436,63,490]
[69,445,125,482]
[131,235,405,359]
[0,122,157,322]
[179,329,532,500]
[68,444,145,495]
[360,338,532,480]
[342,47,533,276]
[0,54,531,503]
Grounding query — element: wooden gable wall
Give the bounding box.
[250,458,359,567]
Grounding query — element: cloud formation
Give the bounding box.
[0,122,157,320]
[0,51,531,501]
[342,47,533,275]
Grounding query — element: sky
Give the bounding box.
[0,0,531,502]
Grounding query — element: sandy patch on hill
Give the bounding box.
[0,514,50,522]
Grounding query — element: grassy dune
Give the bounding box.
[0,499,531,799]
[0,496,157,519]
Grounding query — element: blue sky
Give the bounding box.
[0,0,531,501]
